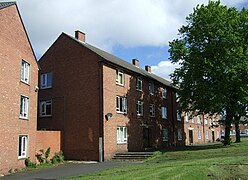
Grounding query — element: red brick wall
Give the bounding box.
[38,34,100,161]
[0,4,38,175]
[36,131,61,161]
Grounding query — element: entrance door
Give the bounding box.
[143,128,150,148]
[189,130,193,144]
[212,131,215,142]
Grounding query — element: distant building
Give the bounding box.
[0,2,39,174]
[38,30,185,161]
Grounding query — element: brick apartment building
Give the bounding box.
[0,2,39,173]
[38,30,185,161]
[183,112,221,145]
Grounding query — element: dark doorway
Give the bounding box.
[212,131,215,142]
[189,130,193,144]
[143,128,150,148]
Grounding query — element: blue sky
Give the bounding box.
[2,0,247,80]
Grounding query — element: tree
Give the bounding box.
[169,1,248,145]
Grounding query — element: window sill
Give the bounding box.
[20,80,30,86]
[136,89,142,92]
[117,142,127,145]
[40,86,52,90]
[116,83,124,87]
[18,156,27,160]
[19,117,28,120]
[40,115,52,118]
[162,140,168,142]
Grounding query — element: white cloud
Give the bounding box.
[152,60,181,81]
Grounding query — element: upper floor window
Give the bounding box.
[191,115,195,123]
[18,135,28,159]
[117,126,127,144]
[162,88,167,99]
[20,95,29,119]
[136,77,142,91]
[149,82,155,95]
[116,96,127,114]
[21,60,30,84]
[162,106,167,119]
[176,92,179,102]
[149,104,155,117]
[204,117,208,125]
[177,110,181,121]
[116,69,124,85]
[136,101,143,116]
[41,73,52,89]
[162,129,168,141]
[185,112,189,122]
[40,100,52,117]
[197,115,201,124]
[178,129,183,140]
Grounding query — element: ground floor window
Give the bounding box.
[178,129,183,140]
[18,135,28,159]
[162,129,168,141]
[117,127,127,144]
[205,131,209,140]
[198,130,202,139]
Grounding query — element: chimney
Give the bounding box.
[132,58,139,67]
[75,30,85,42]
[145,65,151,73]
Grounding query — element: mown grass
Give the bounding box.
[68,138,248,180]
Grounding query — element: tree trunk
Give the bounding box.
[235,121,241,143]
[224,108,232,145]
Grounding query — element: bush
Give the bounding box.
[25,157,37,168]
[51,150,64,164]
[36,147,51,164]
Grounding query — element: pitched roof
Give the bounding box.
[0,1,15,9]
[63,33,176,89]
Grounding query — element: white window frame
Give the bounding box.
[185,112,189,122]
[21,60,30,84]
[162,107,167,119]
[204,117,208,125]
[149,104,155,117]
[177,110,181,121]
[40,100,52,117]
[178,129,183,140]
[198,130,202,139]
[149,82,155,95]
[162,88,167,99]
[20,95,29,119]
[136,101,144,116]
[191,115,195,123]
[206,131,209,140]
[162,129,168,141]
[18,135,28,159]
[197,115,201,124]
[116,69,124,85]
[117,126,127,144]
[136,77,142,91]
[116,96,127,114]
[40,72,52,89]
[176,92,179,102]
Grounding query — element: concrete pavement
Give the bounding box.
[1,161,141,180]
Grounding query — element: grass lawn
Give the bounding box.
[68,138,248,180]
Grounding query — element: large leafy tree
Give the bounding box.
[169,1,248,145]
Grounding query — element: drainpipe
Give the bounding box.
[98,60,104,162]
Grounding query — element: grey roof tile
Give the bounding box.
[0,1,15,9]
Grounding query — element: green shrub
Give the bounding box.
[36,147,51,164]
[51,150,64,164]
[25,157,37,168]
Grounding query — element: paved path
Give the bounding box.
[1,161,141,180]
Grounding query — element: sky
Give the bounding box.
[2,0,247,80]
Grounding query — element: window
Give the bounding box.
[117,127,127,144]
[162,129,168,141]
[116,96,127,114]
[149,104,155,117]
[230,130,236,135]
[21,60,30,84]
[162,88,167,99]
[162,107,167,119]
[18,135,28,159]
[204,117,208,125]
[149,82,155,95]
[245,129,248,135]
[40,100,52,117]
[198,130,202,139]
[206,131,209,140]
[41,73,52,89]
[136,77,142,91]
[177,110,181,121]
[185,112,189,122]
[176,92,179,102]
[178,129,183,140]
[191,115,195,123]
[116,69,124,85]
[197,115,201,124]
[136,101,143,116]
[20,96,29,119]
